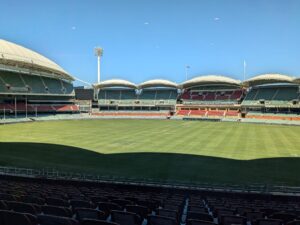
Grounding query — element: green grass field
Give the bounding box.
[0,119,300,186]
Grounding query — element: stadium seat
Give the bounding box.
[81,219,120,225]
[260,209,278,217]
[220,215,246,225]
[287,220,300,225]
[75,208,106,221]
[137,199,158,211]
[97,202,122,217]
[157,208,179,221]
[215,209,235,219]
[163,203,181,212]
[90,196,109,203]
[270,213,297,223]
[125,205,149,219]
[6,200,39,214]
[22,195,45,205]
[111,199,132,208]
[0,193,17,201]
[188,206,208,213]
[148,215,177,225]
[244,211,264,222]
[255,219,283,225]
[0,210,36,225]
[0,200,8,210]
[111,210,142,225]
[187,219,216,225]
[46,197,69,207]
[71,200,94,209]
[41,205,73,217]
[37,214,79,225]
[187,212,213,222]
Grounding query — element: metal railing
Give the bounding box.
[0,166,299,195]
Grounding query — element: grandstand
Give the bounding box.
[242,74,300,116]
[179,75,244,105]
[88,74,300,120]
[2,41,300,224]
[0,39,78,115]
[176,75,244,118]
[93,79,178,116]
[137,79,178,107]
[1,39,300,122]
[1,174,300,225]
[95,79,137,109]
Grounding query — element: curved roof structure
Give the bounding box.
[181,75,241,89]
[0,39,73,80]
[138,79,178,89]
[243,74,295,87]
[293,77,300,84]
[94,79,137,89]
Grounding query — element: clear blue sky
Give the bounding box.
[1,0,300,86]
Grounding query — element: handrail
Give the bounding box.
[0,166,299,195]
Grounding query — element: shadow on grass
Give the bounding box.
[0,142,299,186]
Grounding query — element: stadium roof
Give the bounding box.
[94,79,137,89]
[138,79,178,89]
[0,39,73,81]
[181,75,241,88]
[243,74,295,87]
[293,77,300,84]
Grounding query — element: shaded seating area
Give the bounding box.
[0,177,300,225]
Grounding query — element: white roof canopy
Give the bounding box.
[243,74,295,86]
[94,79,137,89]
[0,39,73,80]
[138,79,178,89]
[181,75,241,88]
[292,77,300,84]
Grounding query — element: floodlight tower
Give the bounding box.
[94,47,103,83]
[185,65,190,81]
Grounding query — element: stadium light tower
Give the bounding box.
[185,65,190,81]
[94,47,103,83]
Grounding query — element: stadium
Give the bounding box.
[1,39,300,225]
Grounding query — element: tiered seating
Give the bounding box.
[53,105,80,112]
[98,90,137,105]
[231,90,244,100]
[0,72,25,88]
[98,89,177,106]
[275,87,299,100]
[0,72,74,95]
[138,89,177,105]
[245,112,300,121]
[189,110,207,116]
[225,110,239,117]
[0,103,79,113]
[0,178,299,225]
[0,103,14,111]
[22,75,47,93]
[189,194,300,225]
[177,109,190,116]
[92,111,169,117]
[177,109,236,118]
[205,92,215,101]
[207,110,225,117]
[63,82,74,95]
[242,86,300,107]
[138,90,156,104]
[258,88,277,100]
[181,89,244,105]
[42,77,65,95]
[0,178,186,225]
